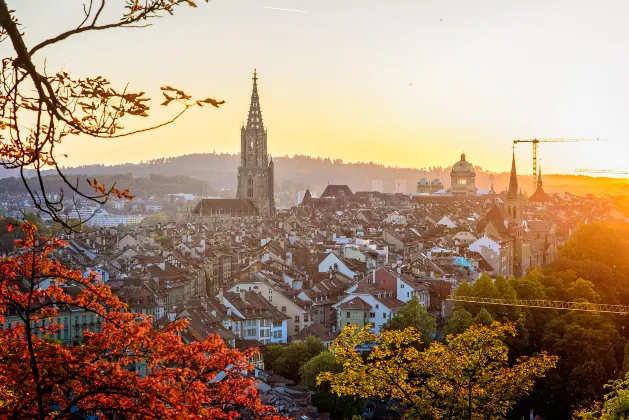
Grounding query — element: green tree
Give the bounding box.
[300,352,365,419]
[473,308,494,326]
[273,343,312,383]
[304,336,326,359]
[471,273,497,298]
[443,309,473,336]
[382,296,436,345]
[142,212,169,226]
[567,278,601,303]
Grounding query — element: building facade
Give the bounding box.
[236,70,275,218]
[449,153,477,195]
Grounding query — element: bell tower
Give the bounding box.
[506,151,523,277]
[236,70,275,217]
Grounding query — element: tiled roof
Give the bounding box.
[337,296,372,310]
[192,199,259,216]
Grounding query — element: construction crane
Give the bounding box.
[513,138,607,185]
[574,168,629,175]
[447,295,629,315]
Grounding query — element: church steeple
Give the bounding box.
[246,69,265,131]
[236,70,275,218]
[507,151,518,200]
[537,162,543,189]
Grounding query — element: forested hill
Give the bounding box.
[7,153,629,199]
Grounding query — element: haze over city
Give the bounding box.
[13,0,629,173]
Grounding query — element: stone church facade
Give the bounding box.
[236,70,275,218]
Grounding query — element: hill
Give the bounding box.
[5,153,627,206]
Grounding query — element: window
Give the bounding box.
[294,316,300,323]
[369,322,375,328]
[401,283,405,288]
[346,322,351,326]
[260,329,269,338]
[245,328,256,336]
[383,312,387,319]
[375,304,379,309]
[268,296,272,302]
[304,315,309,322]
[281,306,287,313]
[273,321,282,328]
[346,312,351,318]
[294,325,300,332]
[247,176,253,198]
[370,312,376,318]
[407,292,410,297]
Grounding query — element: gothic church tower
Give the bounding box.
[236,70,275,217]
[506,151,523,277]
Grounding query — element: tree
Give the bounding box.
[576,374,629,419]
[0,1,224,229]
[472,308,494,326]
[443,309,472,336]
[318,323,557,420]
[382,296,436,346]
[273,343,312,383]
[142,212,169,227]
[0,222,282,419]
[304,336,327,359]
[300,352,365,419]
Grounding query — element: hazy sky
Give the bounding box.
[12,0,629,173]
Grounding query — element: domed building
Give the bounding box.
[449,153,477,195]
[431,178,444,190]
[416,177,444,194]
[416,178,430,193]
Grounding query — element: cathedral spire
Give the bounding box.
[246,69,264,131]
[507,151,518,199]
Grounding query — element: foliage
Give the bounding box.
[300,352,366,419]
[576,374,629,419]
[472,308,494,326]
[263,337,327,383]
[0,222,282,419]
[442,309,472,336]
[142,212,169,226]
[453,223,629,418]
[0,1,223,229]
[382,296,436,346]
[318,323,557,419]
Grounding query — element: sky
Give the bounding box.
[10,0,629,174]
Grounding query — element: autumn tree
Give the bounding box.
[0,1,224,229]
[0,222,283,419]
[318,323,557,420]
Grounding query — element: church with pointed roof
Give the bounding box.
[236,70,275,218]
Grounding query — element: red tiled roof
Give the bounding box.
[337,296,372,310]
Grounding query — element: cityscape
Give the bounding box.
[1,1,629,420]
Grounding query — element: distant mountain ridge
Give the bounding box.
[5,153,628,201]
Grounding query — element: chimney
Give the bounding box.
[240,289,246,302]
[218,288,224,304]
[372,270,376,283]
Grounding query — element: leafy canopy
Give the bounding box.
[318,323,557,420]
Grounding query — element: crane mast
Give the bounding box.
[513,138,606,188]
